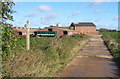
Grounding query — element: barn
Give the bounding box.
[69,22,99,35]
[13,27,39,36]
[36,26,77,37]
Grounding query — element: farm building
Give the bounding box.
[70,22,99,35]
[13,27,40,36]
[12,22,98,37]
[35,26,77,37]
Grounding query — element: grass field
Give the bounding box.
[2,35,89,77]
[100,32,120,43]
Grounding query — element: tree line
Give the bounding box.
[97,28,120,32]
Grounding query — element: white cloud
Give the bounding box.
[96,24,118,29]
[113,16,120,20]
[40,12,60,25]
[68,11,80,18]
[37,5,51,12]
[88,0,115,7]
[88,2,101,7]
[94,9,105,13]
[85,18,101,22]
[41,12,59,20]
[24,5,52,17]
[71,11,80,16]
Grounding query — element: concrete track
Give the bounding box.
[56,35,119,77]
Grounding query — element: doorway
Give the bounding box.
[19,32,22,35]
[63,31,68,35]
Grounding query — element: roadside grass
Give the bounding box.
[100,32,120,43]
[100,32,120,68]
[2,35,89,77]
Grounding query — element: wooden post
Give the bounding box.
[26,21,30,51]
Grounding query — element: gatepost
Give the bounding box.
[26,21,30,50]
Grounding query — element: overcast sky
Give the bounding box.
[9,0,119,30]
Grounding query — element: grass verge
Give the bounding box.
[101,33,120,68]
[2,35,89,77]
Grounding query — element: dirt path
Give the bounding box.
[55,35,119,77]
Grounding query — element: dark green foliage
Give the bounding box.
[1,1,17,77]
[1,2,15,21]
[2,25,18,55]
[98,28,117,32]
[1,26,18,78]
[1,1,17,55]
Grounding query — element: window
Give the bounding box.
[48,29,52,31]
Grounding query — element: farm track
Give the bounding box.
[55,35,119,77]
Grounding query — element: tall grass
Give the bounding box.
[2,35,89,77]
[100,32,120,43]
[100,32,120,68]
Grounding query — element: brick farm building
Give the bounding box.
[70,22,98,35]
[12,22,99,37]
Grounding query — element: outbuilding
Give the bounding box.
[70,22,99,35]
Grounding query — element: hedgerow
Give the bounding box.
[2,24,18,56]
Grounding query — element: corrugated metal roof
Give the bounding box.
[71,22,96,27]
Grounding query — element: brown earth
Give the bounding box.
[55,35,119,77]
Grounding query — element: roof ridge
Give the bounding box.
[71,22,96,27]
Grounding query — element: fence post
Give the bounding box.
[26,21,30,50]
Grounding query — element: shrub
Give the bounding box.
[2,25,18,56]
